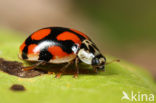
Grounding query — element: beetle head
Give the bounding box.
[91,54,106,71]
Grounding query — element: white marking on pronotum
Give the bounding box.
[33,41,57,53]
[78,49,95,64]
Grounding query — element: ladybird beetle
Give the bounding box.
[19,27,107,78]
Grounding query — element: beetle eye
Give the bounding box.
[92,58,100,66]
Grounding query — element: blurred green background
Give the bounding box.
[0,0,155,78]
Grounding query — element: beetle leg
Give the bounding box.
[22,61,46,71]
[73,57,79,78]
[93,66,98,73]
[55,61,72,78]
[48,71,54,75]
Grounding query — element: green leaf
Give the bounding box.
[0,28,155,103]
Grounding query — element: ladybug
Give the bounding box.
[19,27,106,78]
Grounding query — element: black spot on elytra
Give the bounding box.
[59,40,76,54]
[22,37,39,59]
[22,52,28,59]
[22,46,28,59]
[39,49,53,62]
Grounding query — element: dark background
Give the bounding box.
[0,0,155,78]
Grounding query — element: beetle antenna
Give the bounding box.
[106,59,120,65]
